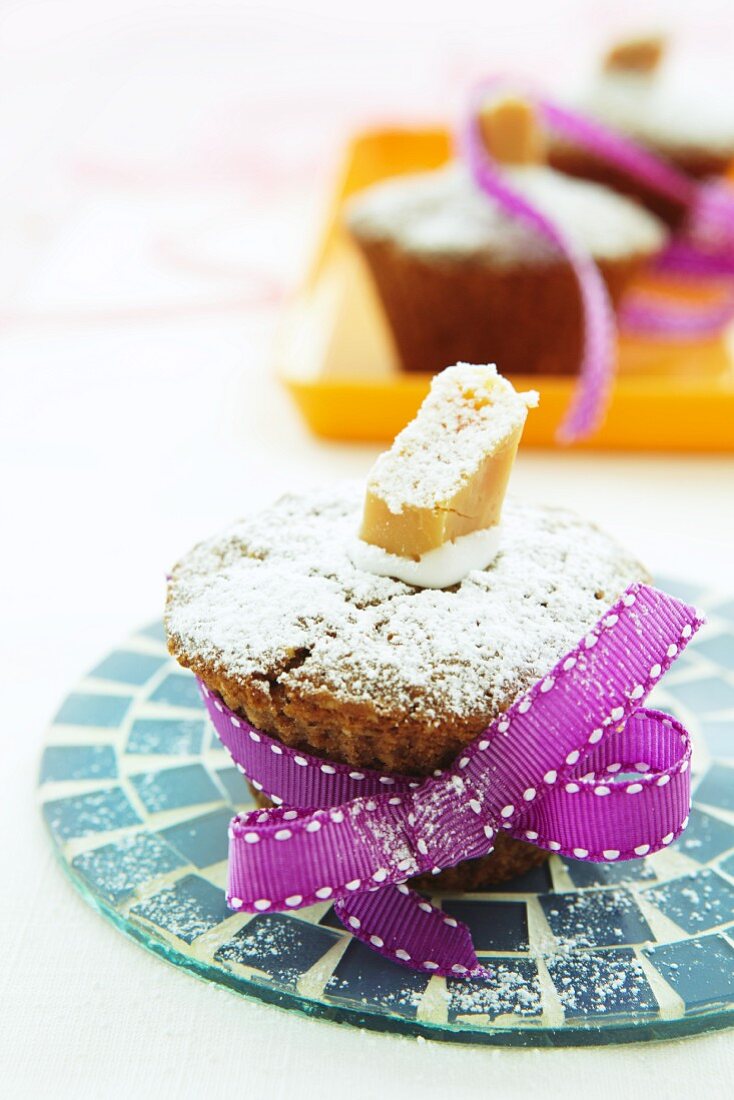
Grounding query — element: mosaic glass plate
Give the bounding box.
[39,576,734,1046]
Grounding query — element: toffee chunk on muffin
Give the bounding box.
[166,486,647,888]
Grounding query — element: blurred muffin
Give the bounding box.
[347,100,666,377]
[549,35,734,227]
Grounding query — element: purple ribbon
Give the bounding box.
[461,80,616,444]
[462,80,734,439]
[200,583,703,979]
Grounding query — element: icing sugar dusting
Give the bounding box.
[366,364,537,514]
[347,163,665,262]
[166,485,644,727]
[447,960,542,1019]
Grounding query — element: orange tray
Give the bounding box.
[277,127,734,450]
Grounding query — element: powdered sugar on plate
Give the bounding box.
[166,485,644,727]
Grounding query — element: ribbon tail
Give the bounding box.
[509,708,692,860]
[334,886,486,979]
[556,252,616,444]
[462,90,616,445]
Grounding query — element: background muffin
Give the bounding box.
[549,36,734,227]
[347,160,665,377]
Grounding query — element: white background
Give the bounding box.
[1,2,733,1097]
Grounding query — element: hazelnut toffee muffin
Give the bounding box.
[166,365,647,889]
[549,35,734,228]
[346,98,666,377]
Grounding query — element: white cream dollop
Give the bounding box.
[349,526,502,590]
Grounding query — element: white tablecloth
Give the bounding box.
[2,3,733,1096]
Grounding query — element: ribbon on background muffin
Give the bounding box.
[463,79,734,443]
[200,583,703,980]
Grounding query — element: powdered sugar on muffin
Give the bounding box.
[166,485,645,730]
[347,163,666,263]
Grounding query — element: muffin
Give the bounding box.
[347,99,666,377]
[549,35,734,228]
[165,367,647,889]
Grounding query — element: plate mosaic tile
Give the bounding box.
[39,578,734,1045]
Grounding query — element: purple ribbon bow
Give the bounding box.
[463,79,734,442]
[200,583,703,979]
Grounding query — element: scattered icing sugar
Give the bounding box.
[166,485,645,728]
[216,915,312,986]
[542,889,641,950]
[366,364,537,515]
[132,882,222,943]
[447,960,542,1018]
[545,950,654,1016]
[72,833,182,902]
[325,965,424,1013]
[647,870,728,929]
[346,163,666,262]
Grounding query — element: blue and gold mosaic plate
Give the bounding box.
[39,577,734,1046]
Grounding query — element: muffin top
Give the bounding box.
[346,164,665,263]
[577,62,734,156]
[166,485,644,734]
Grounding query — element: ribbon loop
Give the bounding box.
[516,708,691,858]
[456,583,695,840]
